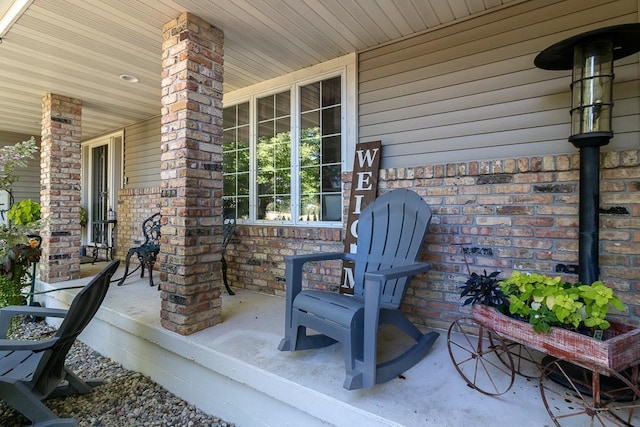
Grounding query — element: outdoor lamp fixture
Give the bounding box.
[534,23,640,285]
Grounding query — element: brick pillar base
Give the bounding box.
[160,13,224,335]
[40,94,82,282]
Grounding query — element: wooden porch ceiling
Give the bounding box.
[0,0,520,140]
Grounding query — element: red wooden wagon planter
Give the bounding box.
[448,304,640,426]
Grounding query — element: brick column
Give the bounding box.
[40,94,82,282]
[160,13,224,335]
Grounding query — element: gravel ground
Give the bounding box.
[0,319,235,426]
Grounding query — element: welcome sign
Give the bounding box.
[341,141,381,294]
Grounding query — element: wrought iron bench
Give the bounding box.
[116,212,161,287]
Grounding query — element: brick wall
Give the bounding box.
[224,149,640,330]
[115,187,161,260]
[229,226,343,296]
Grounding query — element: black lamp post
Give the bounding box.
[534,23,640,285]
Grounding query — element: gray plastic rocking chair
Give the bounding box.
[278,189,439,390]
[0,259,120,427]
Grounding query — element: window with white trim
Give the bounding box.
[223,74,343,225]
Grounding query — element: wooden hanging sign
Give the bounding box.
[341,141,381,294]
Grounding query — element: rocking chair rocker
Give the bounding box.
[278,189,439,390]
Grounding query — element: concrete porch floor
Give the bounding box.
[37,262,570,426]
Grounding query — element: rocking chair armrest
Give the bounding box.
[364,262,431,282]
[285,252,347,265]
[284,252,347,294]
[0,306,68,338]
[0,336,59,351]
[283,251,348,334]
[361,262,430,316]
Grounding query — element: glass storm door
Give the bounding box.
[90,144,108,244]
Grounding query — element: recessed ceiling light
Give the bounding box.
[119,74,139,83]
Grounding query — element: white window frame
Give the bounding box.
[223,53,357,227]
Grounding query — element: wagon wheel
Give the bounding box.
[447,317,515,396]
[489,337,544,379]
[540,357,640,426]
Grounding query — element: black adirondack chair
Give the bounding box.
[116,213,161,287]
[278,189,439,390]
[0,260,120,426]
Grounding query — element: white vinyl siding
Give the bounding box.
[123,117,162,188]
[358,0,640,169]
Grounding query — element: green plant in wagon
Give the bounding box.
[499,271,625,334]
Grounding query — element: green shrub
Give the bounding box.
[0,274,23,308]
[7,199,41,226]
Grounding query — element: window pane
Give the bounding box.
[237,103,250,125]
[223,198,236,218]
[301,111,319,131]
[223,175,235,195]
[223,150,236,171]
[300,134,320,167]
[238,172,249,195]
[223,129,236,147]
[300,166,320,196]
[322,194,342,221]
[276,117,290,135]
[257,97,274,121]
[223,101,250,221]
[322,135,341,164]
[258,122,274,139]
[257,91,292,222]
[274,137,291,169]
[322,77,341,107]
[237,197,250,220]
[276,92,290,116]
[298,77,342,222]
[276,170,291,194]
[223,108,236,126]
[300,194,320,221]
[237,126,249,148]
[322,165,341,191]
[322,106,341,136]
[258,171,274,194]
[300,82,320,112]
[257,196,271,220]
[237,148,250,171]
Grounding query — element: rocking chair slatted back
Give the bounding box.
[352,190,431,307]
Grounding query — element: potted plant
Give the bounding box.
[80,206,88,227]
